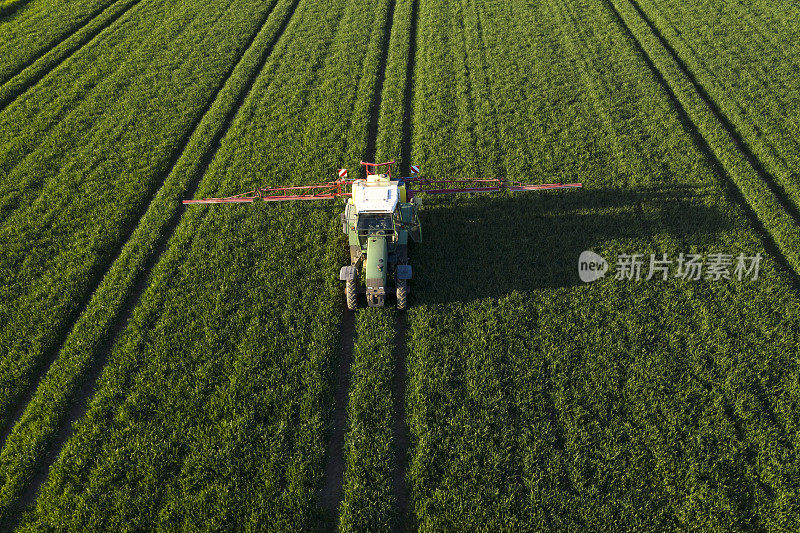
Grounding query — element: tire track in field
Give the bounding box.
[363,0,398,165]
[0,0,120,84]
[0,0,301,522]
[391,312,412,532]
[318,0,399,523]
[0,0,228,229]
[0,0,26,17]
[637,0,800,236]
[392,1,417,528]
[398,0,418,176]
[319,311,355,514]
[606,0,800,274]
[0,0,143,112]
[598,0,800,289]
[623,0,800,232]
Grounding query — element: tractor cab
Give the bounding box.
[356,213,394,236]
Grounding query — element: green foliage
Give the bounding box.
[0,0,131,85]
[399,0,800,530]
[0,0,292,517]
[608,0,800,276]
[0,0,280,429]
[0,0,25,16]
[639,0,800,224]
[339,309,398,532]
[6,0,397,527]
[0,0,799,529]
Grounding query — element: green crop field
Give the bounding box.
[0,0,798,530]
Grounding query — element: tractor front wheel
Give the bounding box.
[346,278,358,310]
[396,278,408,310]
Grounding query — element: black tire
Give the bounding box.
[396,278,408,310]
[346,278,358,310]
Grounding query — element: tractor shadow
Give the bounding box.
[409,184,733,305]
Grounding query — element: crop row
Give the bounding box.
[0,0,283,433]
[8,0,403,527]
[397,0,800,528]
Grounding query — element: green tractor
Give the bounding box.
[339,161,420,310]
[183,160,582,310]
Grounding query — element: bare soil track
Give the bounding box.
[399,0,418,176]
[0,0,27,18]
[319,311,356,515]
[364,0,397,165]
[392,1,418,529]
[319,0,407,526]
[391,313,411,532]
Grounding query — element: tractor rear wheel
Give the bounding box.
[396,278,408,310]
[346,278,358,310]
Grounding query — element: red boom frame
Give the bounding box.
[182,161,582,204]
[182,179,354,204]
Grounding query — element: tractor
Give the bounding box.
[184,160,581,310]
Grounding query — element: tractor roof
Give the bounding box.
[352,176,399,213]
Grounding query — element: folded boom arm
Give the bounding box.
[182,179,353,204]
[181,165,582,205]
